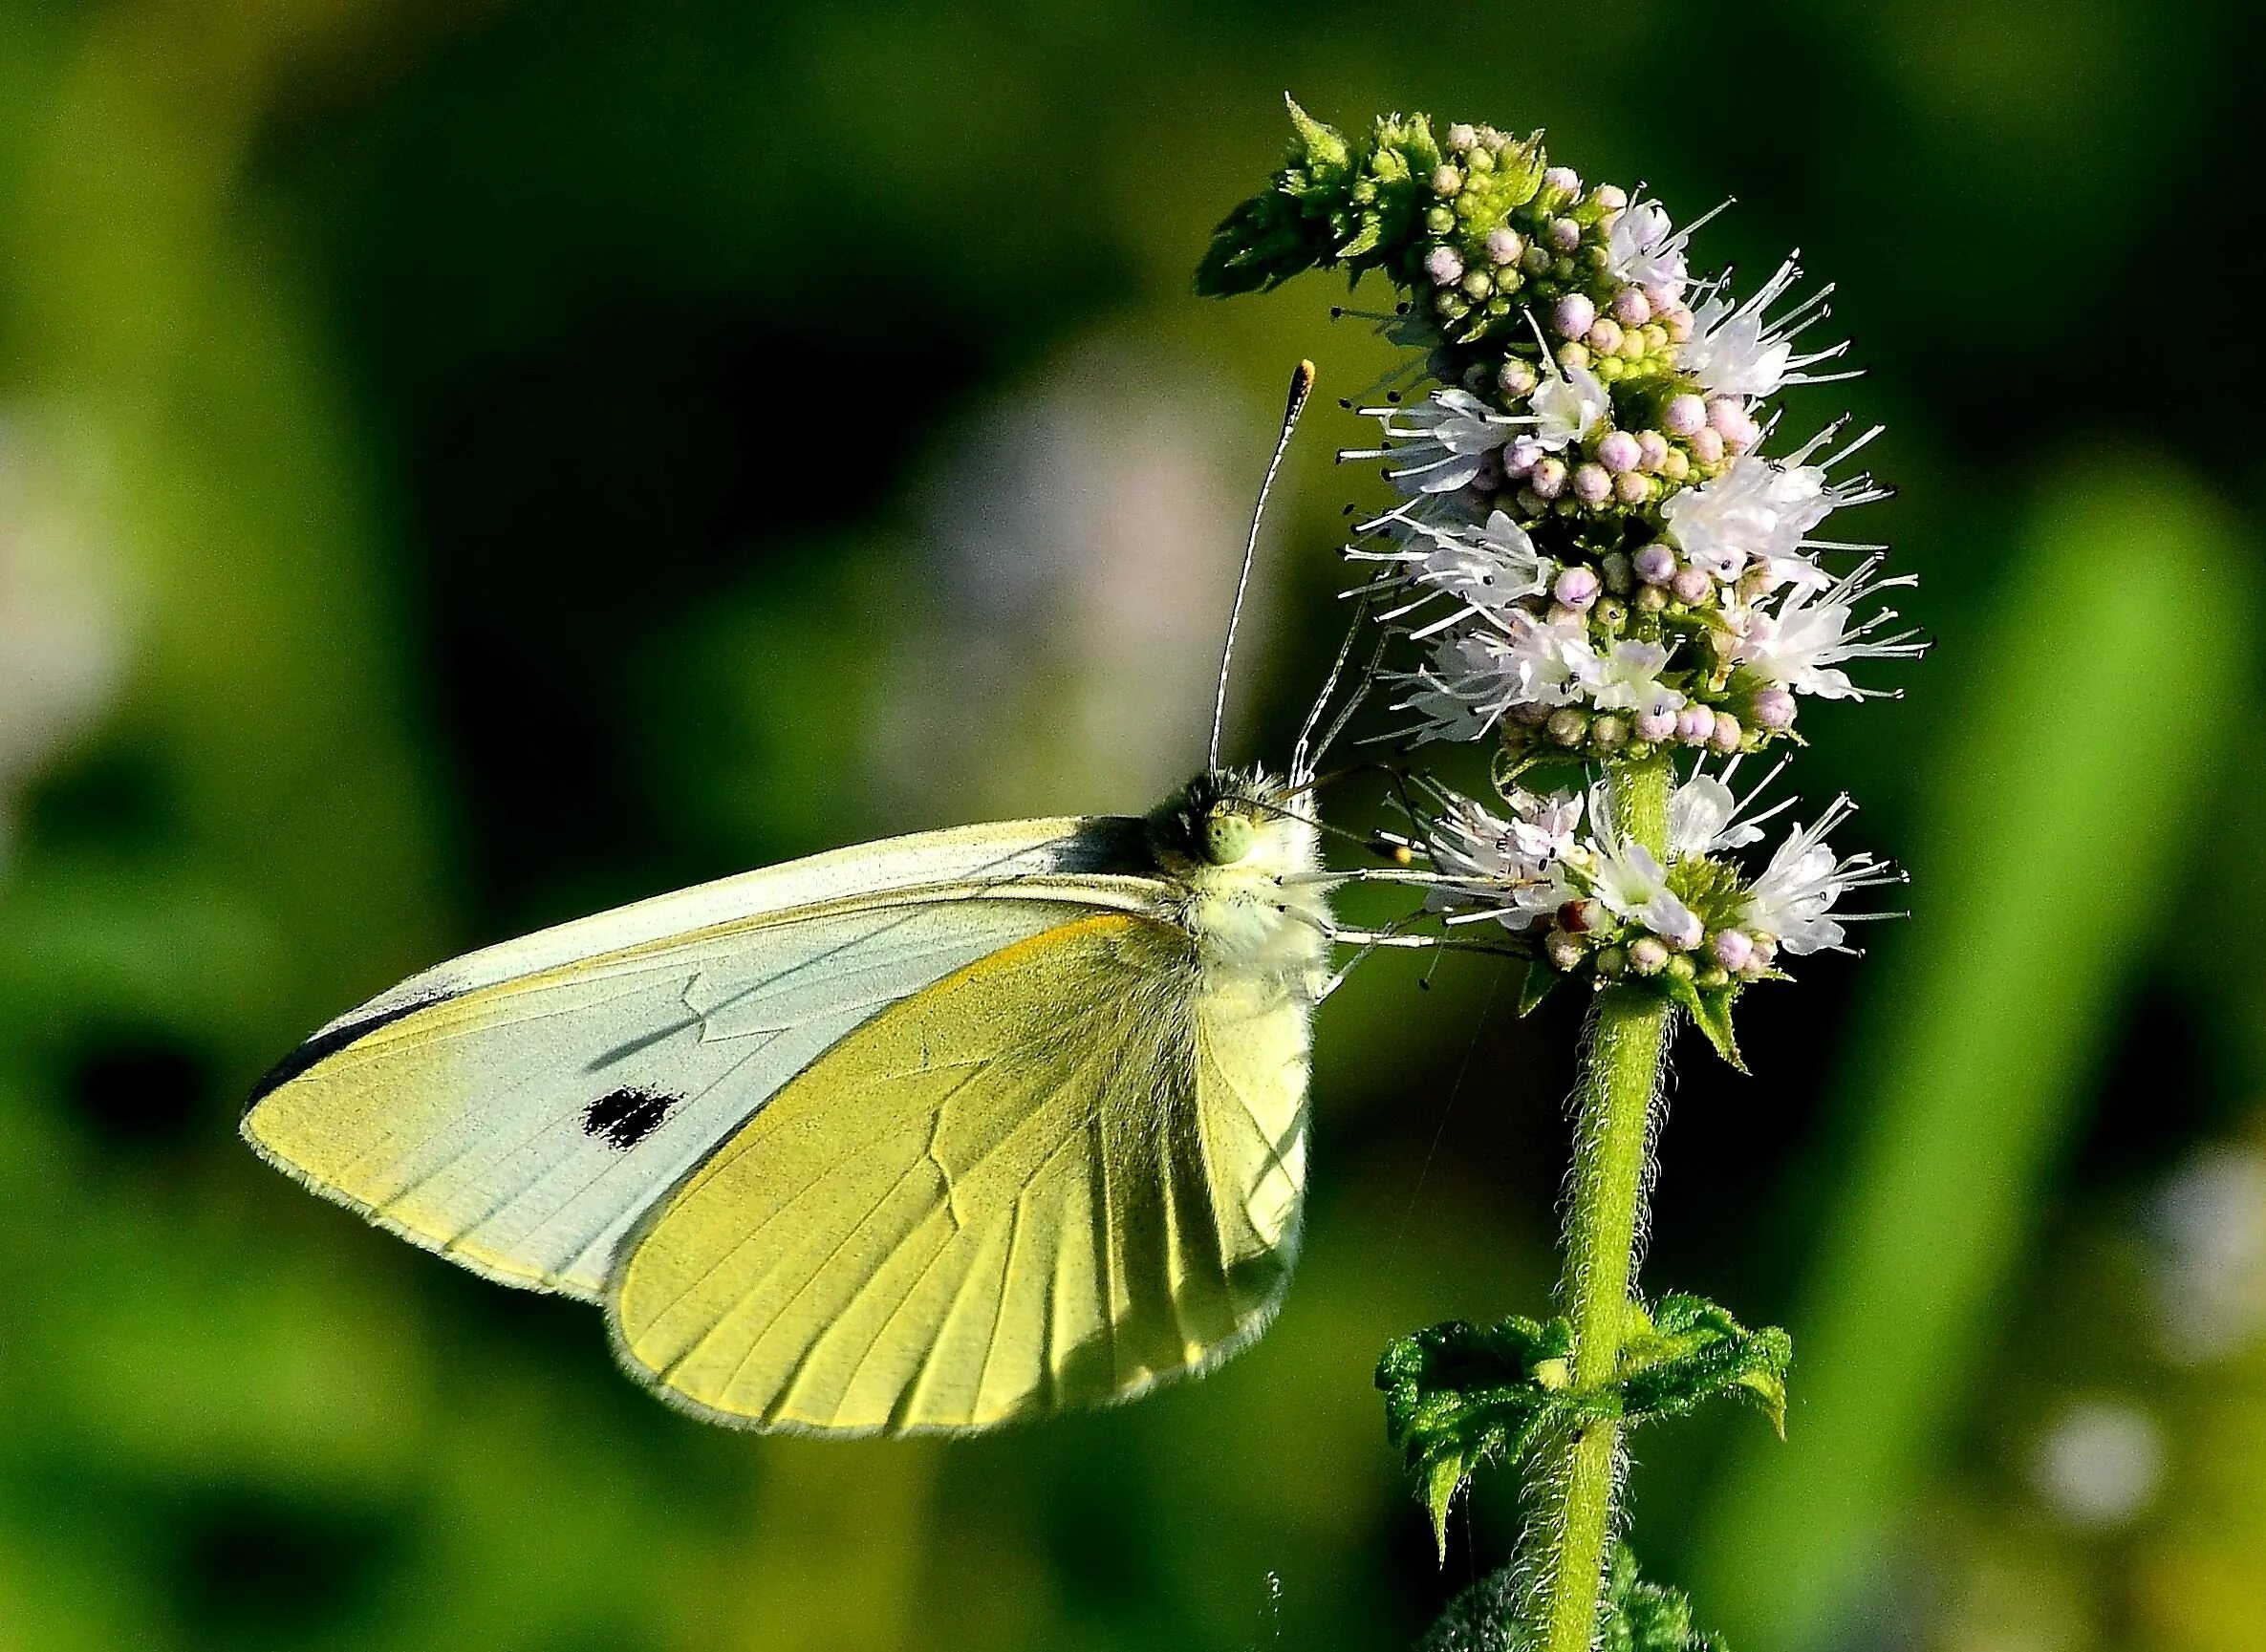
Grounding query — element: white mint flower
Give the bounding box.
[1497,608,1597,709]
[1661,426,1888,592]
[1344,388,1521,494]
[1422,784,1586,929]
[1527,361,1611,451]
[1727,556,1924,700]
[1680,256,1856,401]
[1349,507,1550,636]
[1582,638,1684,718]
[1397,608,1596,743]
[1587,786,1703,948]
[1737,795,1900,955]
[1605,200,1691,295]
[1667,758,1791,857]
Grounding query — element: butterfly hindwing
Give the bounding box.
[609,912,1312,1434]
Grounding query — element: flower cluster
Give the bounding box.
[1198,103,1921,763]
[1200,101,1918,1020]
[1416,766,1899,1009]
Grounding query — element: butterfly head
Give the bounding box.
[1151,768,1304,868]
[1149,768,1331,986]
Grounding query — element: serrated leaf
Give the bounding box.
[1616,1293,1790,1437]
[1517,959,1563,1017]
[1379,1298,1787,1562]
[1375,1317,1580,1558]
[1422,1450,1467,1560]
[1337,218,1383,259]
[1283,95,1350,172]
[1688,984,1747,1072]
[1600,1545,1721,1652]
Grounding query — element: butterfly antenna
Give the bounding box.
[1210,358,1316,771]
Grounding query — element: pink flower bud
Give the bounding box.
[1486,226,1524,266]
[1711,929,1755,972]
[1446,123,1479,151]
[1597,431,1642,474]
[1662,304,1694,343]
[1690,426,1726,465]
[1553,293,1597,339]
[1547,217,1582,252]
[1642,281,1682,315]
[1591,183,1629,212]
[1503,436,1543,477]
[1615,472,1649,505]
[1751,687,1798,729]
[1498,357,1540,397]
[1553,565,1601,608]
[1426,246,1465,286]
[1722,408,1760,453]
[1531,457,1568,499]
[1664,394,1707,438]
[1431,165,1463,197]
[1706,397,1745,437]
[1709,711,1743,752]
[1611,287,1652,326]
[1675,705,1716,744]
[1543,165,1581,198]
[1572,462,1612,504]
[1586,317,1625,355]
[1670,567,1713,605]
[1633,707,1677,743]
[1632,543,1677,585]
[1628,935,1670,976]
[1636,431,1670,471]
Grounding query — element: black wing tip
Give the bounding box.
[241,994,444,1118]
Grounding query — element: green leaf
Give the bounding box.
[1283,96,1350,173]
[1421,1449,1469,1555]
[1617,1295,1790,1438]
[1689,982,1747,1073]
[1600,1544,1726,1652]
[1517,959,1563,1017]
[1378,1297,1787,1556]
[1661,972,1745,1071]
[1375,1317,1578,1559]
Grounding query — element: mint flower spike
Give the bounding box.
[1199,102,1922,1652]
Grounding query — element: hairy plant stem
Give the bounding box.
[1532,753,1674,1652]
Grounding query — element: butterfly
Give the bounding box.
[240,363,1407,1435]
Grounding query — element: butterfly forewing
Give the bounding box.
[242,819,1162,1301]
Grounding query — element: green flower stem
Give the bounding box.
[1535,754,1673,1652]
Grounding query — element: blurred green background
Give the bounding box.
[4,3,2263,1649]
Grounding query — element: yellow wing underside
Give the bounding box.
[609,912,1310,1434]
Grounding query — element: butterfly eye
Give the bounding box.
[1202,809,1257,866]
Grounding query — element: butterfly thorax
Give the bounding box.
[1147,768,1332,994]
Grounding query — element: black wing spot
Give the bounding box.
[582,1087,679,1150]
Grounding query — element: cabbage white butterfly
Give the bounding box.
[244,365,1369,1434]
